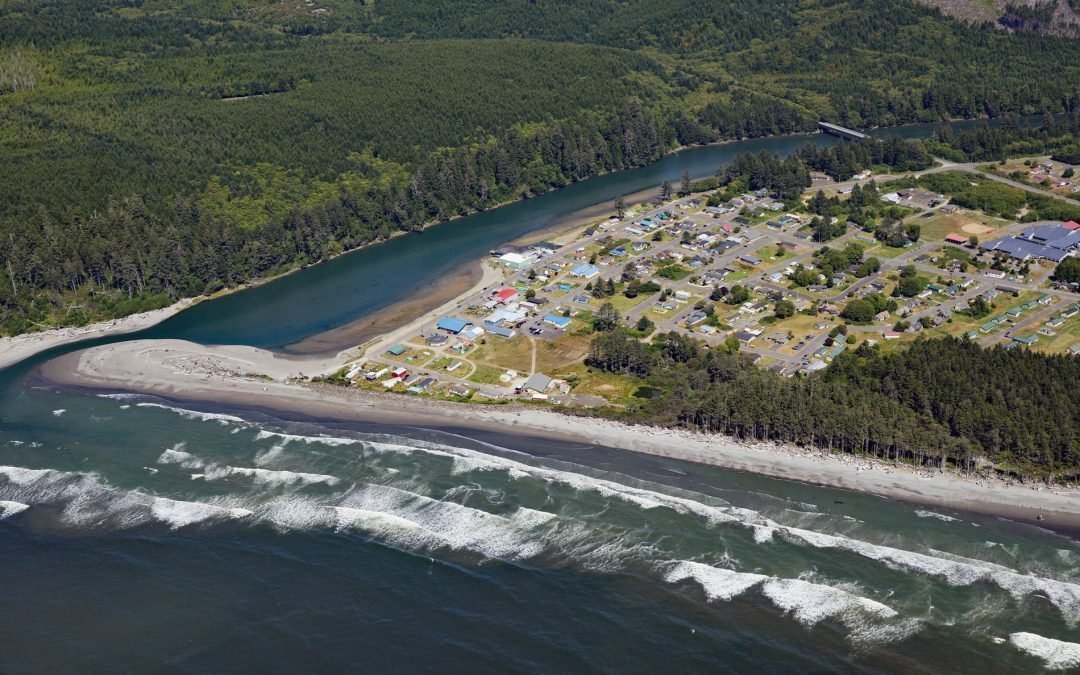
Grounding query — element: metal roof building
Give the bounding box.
[523,372,553,393]
[437,317,469,333]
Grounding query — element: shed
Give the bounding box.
[944,233,968,245]
[386,344,408,356]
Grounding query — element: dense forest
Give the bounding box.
[2,0,1080,333]
[587,333,1080,480]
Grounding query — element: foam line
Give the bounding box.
[0,500,29,518]
[1008,632,1080,670]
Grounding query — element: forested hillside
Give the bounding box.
[1,0,1079,333]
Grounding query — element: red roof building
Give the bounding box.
[1064,220,1080,231]
[493,288,519,304]
[944,233,969,245]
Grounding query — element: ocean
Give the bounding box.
[1,120,1077,672]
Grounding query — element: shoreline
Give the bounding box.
[39,338,1080,533]
[0,298,199,371]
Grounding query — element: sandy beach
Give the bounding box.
[0,298,199,371]
[40,336,1080,531]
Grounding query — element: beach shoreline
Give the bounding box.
[39,338,1080,533]
[0,298,200,371]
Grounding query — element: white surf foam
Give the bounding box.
[915,510,960,522]
[157,443,205,469]
[0,500,29,518]
[157,444,340,487]
[662,560,912,644]
[255,430,360,447]
[778,525,1080,625]
[51,409,65,417]
[0,465,54,485]
[336,484,546,560]
[150,497,252,529]
[222,466,340,487]
[664,561,767,601]
[366,435,749,527]
[96,393,142,401]
[1009,632,1080,670]
[136,403,246,426]
[761,577,897,625]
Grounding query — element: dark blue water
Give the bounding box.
[2,120,1077,672]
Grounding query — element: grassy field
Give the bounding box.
[565,368,644,406]
[861,242,910,259]
[917,209,1012,243]
[604,293,653,315]
[534,334,592,374]
[469,335,533,373]
[467,363,509,386]
[768,314,834,352]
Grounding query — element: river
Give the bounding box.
[1,120,1077,672]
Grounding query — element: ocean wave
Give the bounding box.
[157,444,340,487]
[777,525,1080,625]
[334,484,547,560]
[664,560,767,601]
[1,464,257,531]
[662,560,915,644]
[136,402,247,426]
[51,409,65,417]
[149,497,252,529]
[915,510,960,523]
[1009,632,1080,670]
[254,430,360,447]
[361,435,751,527]
[157,443,204,469]
[0,500,29,518]
[216,466,340,487]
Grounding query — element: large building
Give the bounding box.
[497,251,536,269]
[982,223,1080,262]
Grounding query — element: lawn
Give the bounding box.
[605,293,652,314]
[861,242,910,259]
[468,364,510,385]
[534,334,592,374]
[767,314,833,352]
[917,209,1011,243]
[755,245,795,264]
[469,335,534,372]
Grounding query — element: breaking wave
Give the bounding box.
[0,500,29,518]
[136,402,247,426]
[915,510,960,522]
[663,561,916,645]
[156,444,339,486]
[1008,632,1080,670]
[775,525,1080,626]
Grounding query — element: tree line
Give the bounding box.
[586,333,1079,480]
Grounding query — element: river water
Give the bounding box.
[2,121,1078,672]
